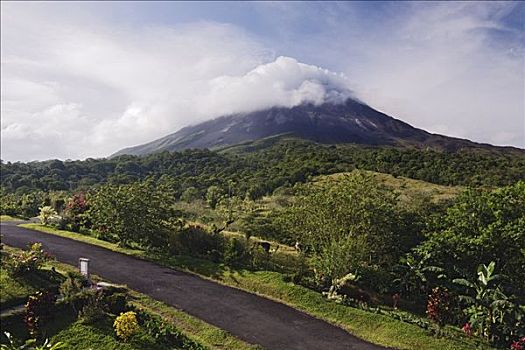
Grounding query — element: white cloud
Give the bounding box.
[1,5,353,161]
[1,2,523,161]
[200,56,352,116]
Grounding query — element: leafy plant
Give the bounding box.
[78,290,106,324]
[323,272,359,303]
[393,253,445,299]
[37,206,59,226]
[426,287,451,327]
[0,332,64,350]
[454,262,524,344]
[11,243,49,275]
[24,291,57,337]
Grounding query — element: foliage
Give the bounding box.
[168,223,224,261]
[454,262,525,345]
[205,186,224,209]
[393,253,445,300]
[59,272,88,302]
[511,337,525,350]
[223,238,251,267]
[37,207,58,226]
[281,172,399,285]
[134,309,206,350]
[417,182,525,297]
[78,291,106,324]
[10,243,49,276]
[87,177,179,247]
[2,140,524,204]
[114,311,140,341]
[24,291,57,337]
[323,272,359,303]
[0,332,64,350]
[426,287,451,327]
[63,192,89,231]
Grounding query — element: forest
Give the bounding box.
[1,140,525,349]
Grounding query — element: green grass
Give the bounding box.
[0,215,24,222]
[50,315,176,350]
[18,223,494,350]
[319,170,461,204]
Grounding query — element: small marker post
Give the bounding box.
[79,257,90,278]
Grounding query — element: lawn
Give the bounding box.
[19,223,495,350]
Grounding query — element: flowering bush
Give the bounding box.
[25,291,57,337]
[114,311,139,341]
[426,287,450,326]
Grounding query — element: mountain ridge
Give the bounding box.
[111,99,523,157]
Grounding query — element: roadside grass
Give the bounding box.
[19,223,494,350]
[1,243,256,350]
[0,215,24,222]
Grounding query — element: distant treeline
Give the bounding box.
[2,139,525,197]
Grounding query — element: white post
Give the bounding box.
[79,258,90,278]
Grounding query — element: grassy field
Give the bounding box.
[1,244,255,350]
[317,170,461,204]
[19,223,494,350]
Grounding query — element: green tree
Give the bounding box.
[206,185,224,209]
[87,177,178,247]
[416,182,525,296]
[282,171,398,285]
[180,186,200,202]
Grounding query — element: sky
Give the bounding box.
[1,1,524,161]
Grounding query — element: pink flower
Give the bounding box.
[462,323,472,336]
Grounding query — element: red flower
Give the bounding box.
[510,337,525,350]
[462,323,472,336]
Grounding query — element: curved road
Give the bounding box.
[1,222,387,350]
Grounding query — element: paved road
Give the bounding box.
[1,222,388,350]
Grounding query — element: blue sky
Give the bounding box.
[1,1,524,161]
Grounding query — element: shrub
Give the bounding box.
[426,287,451,327]
[511,337,525,350]
[114,311,140,341]
[78,292,106,324]
[169,224,224,261]
[1,332,65,350]
[37,206,59,226]
[25,291,57,337]
[223,238,250,267]
[105,293,127,315]
[59,271,88,300]
[11,243,49,276]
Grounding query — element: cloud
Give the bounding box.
[200,56,352,116]
[1,4,352,161]
[1,2,523,161]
